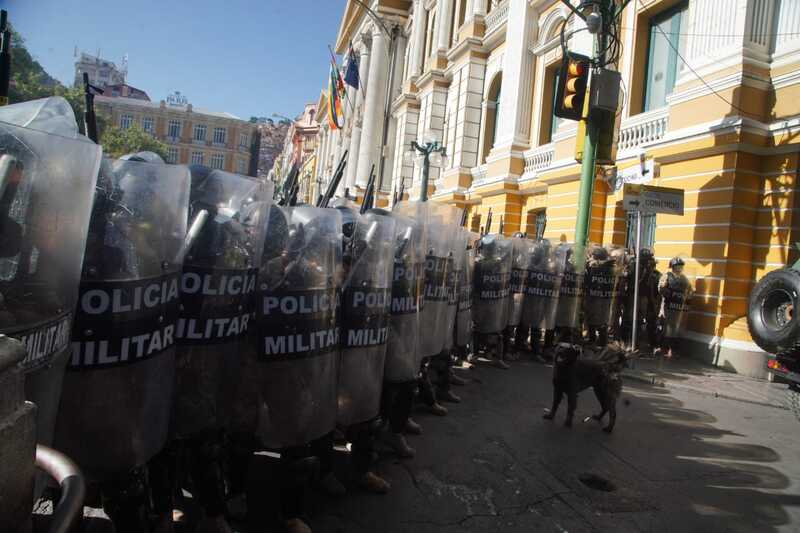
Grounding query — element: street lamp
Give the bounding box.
[406,130,446,202]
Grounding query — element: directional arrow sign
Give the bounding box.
[623,184,684,215]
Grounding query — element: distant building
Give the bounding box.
[74,52,126,88]
[96,94,258,176]
[103,83,150,101]
[274,103,319,179]
[255,120,291,179]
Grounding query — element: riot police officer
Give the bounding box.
[657,257,693,358]
[585,245,623,346]
[619,248,661,350]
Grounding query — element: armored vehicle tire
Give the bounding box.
[747,268,800,357]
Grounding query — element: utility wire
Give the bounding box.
[615,27,800,38]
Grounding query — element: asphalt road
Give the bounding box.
[294,358,800,533]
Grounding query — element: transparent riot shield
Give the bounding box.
[172,168,273,439]
[455,231,479,348]
[0,96,84,139]
[249,206,342,449]
[584,244,624,336]
[337,211,395,427]
[394,201,440,362]
[55,158,190,479]
[554,243,585,336]
[506,235,530,330]
[472,234,513,335]
[443,229,468,352]
[520,239,564,332]
[0,112,101,450]
[659,260,694,343]
[383,211,425,383]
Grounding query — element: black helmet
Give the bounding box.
[591,245,609,261]
[669,257,685,269]
[334,204,358,241]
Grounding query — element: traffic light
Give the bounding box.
[554,52,591,121]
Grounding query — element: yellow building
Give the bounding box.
[321,0,800,377]
[96,93,257,175]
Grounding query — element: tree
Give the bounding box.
[100,125,170,160]
[5,28,105,135]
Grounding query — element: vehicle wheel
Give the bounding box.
[747,268,800,356]
[787,386,800,422]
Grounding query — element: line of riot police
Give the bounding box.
[0,96,692,533]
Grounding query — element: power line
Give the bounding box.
[616,26,800,38]
[653,24,758,119]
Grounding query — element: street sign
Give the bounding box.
[623,184,684,215]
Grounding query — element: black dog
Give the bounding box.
[543,343,626,433]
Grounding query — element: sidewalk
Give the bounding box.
[624,355,791,410]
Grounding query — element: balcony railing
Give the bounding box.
[521,143,555,179]
[617,107,669,154]
[484,0,509,35]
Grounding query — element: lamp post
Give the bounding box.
[407,131,446,202]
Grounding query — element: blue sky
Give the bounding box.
[3,0,346,119]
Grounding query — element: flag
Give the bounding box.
[328,45,347,96]
[327,65,344,130]
[344,46,360,89]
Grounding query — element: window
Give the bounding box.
[142,116,154,134]
[120,114,133,129]
[625,212,656,250]
[481,73,502,163]
[525,209,547,239]
[166,147,179,164]
[424,11,434,62]
[213,127,227,145]
[210,153,225,169]
[643,3,688,112]
[470,213,482,234]
[168,119,181,138]
[191,151,204,165]
[449,0,458,47]
[237,158,247,174]
[457,0,467,28]
[194,124,207,141]
[548,70,563,142]
[239,132,248,148]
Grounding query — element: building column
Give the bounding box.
[409,0,427,78]
[345,37,373,190]
[436,0,455,52]
[315,129,326,177]
[379,32,408,193]
[355,26,389,188]
[472,0,486,17]
[493,0,536,151]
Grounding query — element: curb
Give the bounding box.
[622,371,789,411]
